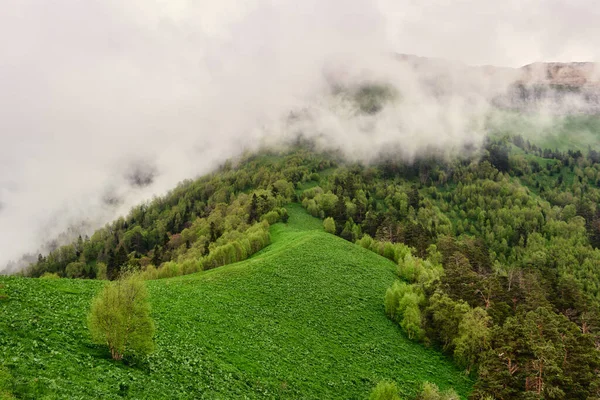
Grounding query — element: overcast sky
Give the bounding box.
[382,0,600,66]
[1,0,599,269]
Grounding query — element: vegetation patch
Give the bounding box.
[0,205,471,399]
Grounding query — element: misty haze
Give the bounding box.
[2,0,600,271]
[1,1,600,399]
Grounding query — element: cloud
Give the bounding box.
[0,0,598,270]
[379,0,600,66]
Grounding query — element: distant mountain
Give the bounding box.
[393,53,600,113]
[519,61,600,88]
[395,53,600,87]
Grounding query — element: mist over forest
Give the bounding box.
[1,0,600,270]
[5,2,600,399]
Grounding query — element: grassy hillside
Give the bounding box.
[488,111,600,151]
[0,204,472,399]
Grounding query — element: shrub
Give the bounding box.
[96,262,108,280]
[357,234,374,249]
[384,281,425,340]
[181,259,201,275]
[323,217,336,234]
[418,382,459,400]
[88,275,155,360]
[400,301,424,340]
[40,272,60,279]
[420,382,440,400]
[384,281,404,319]
[65,262,85,278]
[279,207,289,223]
[369,380,401,400]
[302,186,323,200]
[306,199,320,217]
[383,242,396,261]
[261,210,280,225]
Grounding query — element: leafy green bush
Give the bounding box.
[323,217,336,234]
[418,382,459,400]
[137,221,270,279]
[261,210,280,225]
[278,207,289,223]
[369,380,401,400]
[397,254,443,285]
[65,262,85,278]
[356,235,412,264]
[384,281,425,340]
[88,275,155,360]
[96,262,107,280]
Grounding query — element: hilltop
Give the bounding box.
[0,205,472,399]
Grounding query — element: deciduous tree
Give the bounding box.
[88,275,155,360]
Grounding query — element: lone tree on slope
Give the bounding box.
[88,274,155,360]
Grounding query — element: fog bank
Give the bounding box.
[1,0,600,270]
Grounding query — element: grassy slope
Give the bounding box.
[488,111,600,152]
[0,204,472,399]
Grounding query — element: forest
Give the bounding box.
[13,124,600,399]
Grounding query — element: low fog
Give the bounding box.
[1,0,600,271]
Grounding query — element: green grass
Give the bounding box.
[488,111,600,152]
[536,115,600,152]
[0,205,472,399]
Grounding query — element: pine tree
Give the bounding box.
[151,245,162,267]
[248,193,259,223]
[106,248,116,281]
[334,195,347,229]
[108,245,129,280]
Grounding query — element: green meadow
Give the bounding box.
[0,205,472,399]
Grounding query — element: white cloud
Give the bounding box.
[0,0,598,269]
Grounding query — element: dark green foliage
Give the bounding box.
[353,83,396,115]
[108,245,128,280]
[248,193,259,223]
[485,142,510,173]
